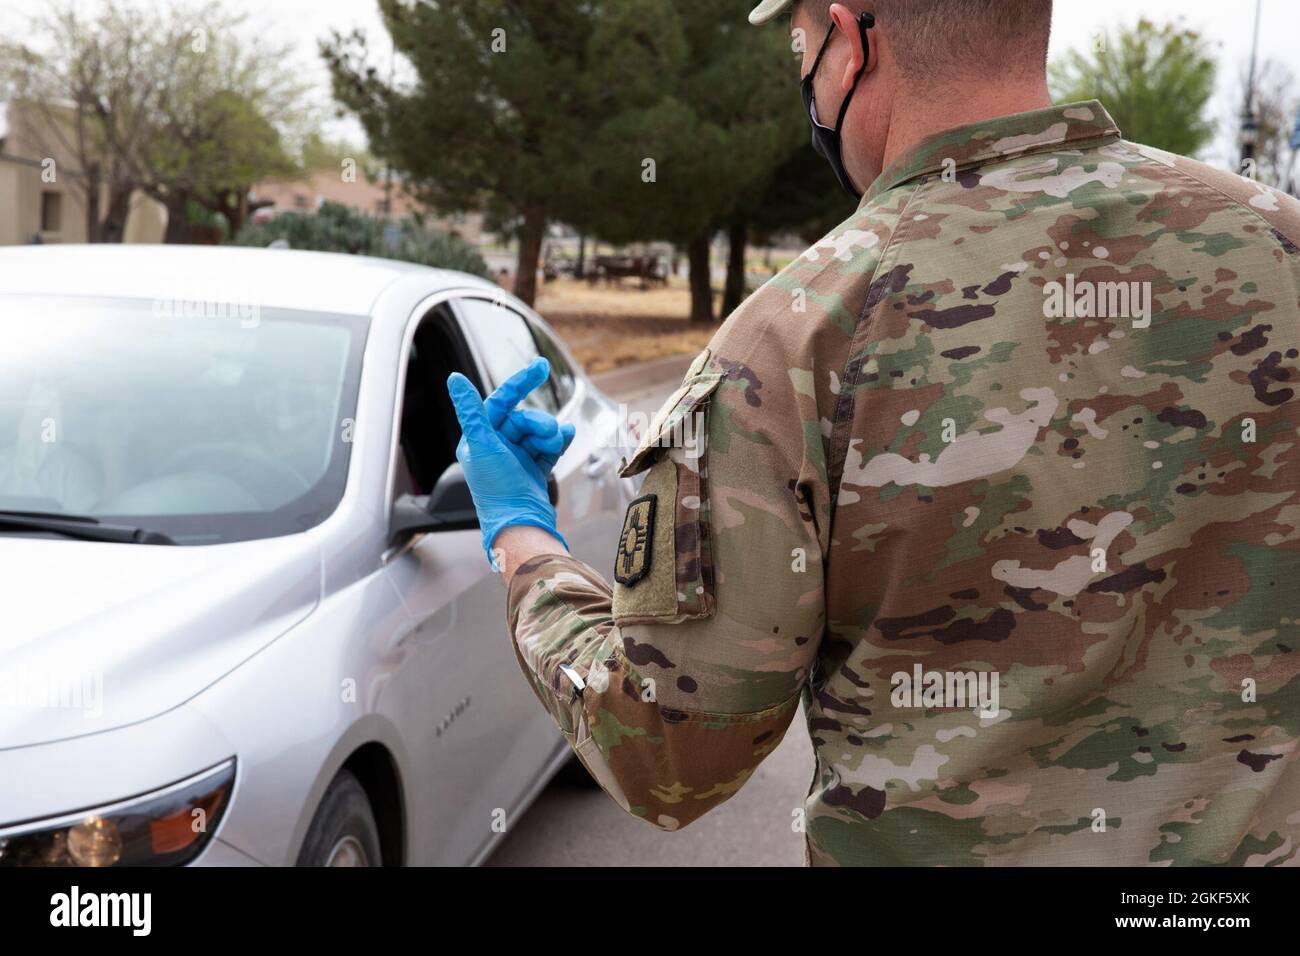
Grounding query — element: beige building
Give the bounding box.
[0,100,165,246]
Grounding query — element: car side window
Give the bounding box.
[456,297,559,414]
[530,323,575,408]
[394,304,477,497]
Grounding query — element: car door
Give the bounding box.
[380,300,564,866]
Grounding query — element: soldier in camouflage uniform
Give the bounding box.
[453,0,1300,864]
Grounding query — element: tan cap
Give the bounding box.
[748,0,795,26]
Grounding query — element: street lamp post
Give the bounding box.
[1241,112,1259,166]
[1239,0,1262,174]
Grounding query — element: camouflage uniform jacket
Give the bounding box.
[507,101,1300,865]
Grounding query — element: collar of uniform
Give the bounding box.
[862,100,1121,205]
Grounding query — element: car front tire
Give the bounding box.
[296,769,383,867]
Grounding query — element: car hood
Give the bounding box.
[0,534,320,749]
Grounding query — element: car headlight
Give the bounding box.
[0,759,235,867]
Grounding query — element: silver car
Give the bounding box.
[0,245,632,866]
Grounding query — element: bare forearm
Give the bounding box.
[496,524,570,585]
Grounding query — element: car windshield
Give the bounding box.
[0,295,367,545]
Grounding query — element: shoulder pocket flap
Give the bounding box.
[618,372,724,478]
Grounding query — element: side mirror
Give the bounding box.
[428,461,477,520]
[387,464,559,547]
[389,463,479,546]
[389,495,438,546]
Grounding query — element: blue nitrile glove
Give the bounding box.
[447,357,577,568]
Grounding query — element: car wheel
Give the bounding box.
[296,769,383,867]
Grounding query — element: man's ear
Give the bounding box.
[828,4,871,93]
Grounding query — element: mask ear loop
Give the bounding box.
[832,12,875,133]
[806,23,837,81]
[802,24,839,130]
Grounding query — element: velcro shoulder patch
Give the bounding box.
[614,494,656,586]
[612,461,680,622]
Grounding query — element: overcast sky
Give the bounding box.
[2,0,1296,168]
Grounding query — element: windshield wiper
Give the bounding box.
[0,511,176,545]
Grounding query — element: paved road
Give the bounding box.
[589,353,693,412]
[488,355,815,867]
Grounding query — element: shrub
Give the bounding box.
[230,201,491,278]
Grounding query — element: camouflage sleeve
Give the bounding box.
[505,340,833,830]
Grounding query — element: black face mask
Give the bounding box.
[801,13,874,199]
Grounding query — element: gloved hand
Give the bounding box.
[447,357,577,568]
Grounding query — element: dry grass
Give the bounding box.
[536,277,720,374]
[536,275,701,318]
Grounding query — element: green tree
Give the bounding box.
[149,88,298,241]
[569,0,803,322]
[322,0,681,307]
[230,200,492,277]
[721,140,851,317]
[299,132,380,182]
[1050,19,1217,157]
[1,1,308,242]
[749,142,852,247]
[0,1,175,241]
[140,4,307,240]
